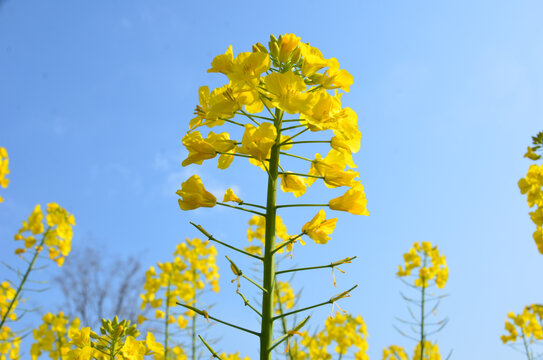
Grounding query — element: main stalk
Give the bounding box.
[260,110,283,360]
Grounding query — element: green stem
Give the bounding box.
[260,108,283,360]
[178,303,260,336]
[239,202,267,210]
[221,118,245,127]
[216,151,255,160]
[281,124,305,132]
[56,331,64,360]
[190,222,263,261]
[238,110,261,126]
[273,300,330,321]
[278,172,322,179]
[420,255,427,360]
[261,97,276,118]
[216,202,266,216]
[192,270,197,360]
[242,274,267,293]
[279,152,313,162]
[237,291,262,317]
[281,140,330,146]
[237,112,274,121]
[268,316,311,354]
[279,128,309,146]
[521,330,533,360]
[286,257,355,276]
[274,279,295,360]
[276,204,329,209]
[0,228,49,329]
[277,262,341,275]
[199,335,224,360]
[281,119,304,123]
[165,279,171,360]
[273,233,304,255]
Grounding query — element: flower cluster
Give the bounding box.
[0,282,17,323]
[140,238,219,358]
[0,147,8,203]
[245,214,292,255]
[382,345,408,360]
[219,352,250,360]
[141,238,219,315]
[14,203,75,267]
[519,164,543,253]
[294,312,369,360]
[382,341,442,360]
[397,242,448,288]
[30,312,81,360]
[501,304,543,344]
[0,325,20,360]
[0,284,19,360]
[176,34,367,359]
[176,33,368,217]
[413,341,442,360]
[274,281,295,314]
[67,316,164,360]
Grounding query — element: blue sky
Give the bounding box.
[1,1,543,359]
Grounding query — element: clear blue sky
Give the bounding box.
[1,1,542,359]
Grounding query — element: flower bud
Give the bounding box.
[291,47,302,64]
[226,256,242,276]
[269,41,280,58]
[255,42,268,53]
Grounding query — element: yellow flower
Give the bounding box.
[189,85,246,130]
[299,312,369,359]
[323,169,359,188]
[0,147,9,203]
[302,209,337,244]
[307,150,356,187]
[220,352,251,360]
[176,175,217,210]
[14,203,74,266]
[280,172,307,197]
[207,45,234,75]
[20,204,44,235]
[120,336,146,359]
[275,281,295,314]
[525,146,541,160]
[247,215,292,254]
[534,227,543,254]
[223,188,242,204]
[278,33,301,63]
[413,341,441,360]
[238,123,277,163]
[331,136,359,157]
[382,345,408,360]
[228,51,270,88]
[145,332,164,354]
[31,312,80,360]
[0,326,21,360]
[182,131,218,166]
[299,42,328,76]
[397,242,448,289]
[518,164,543,208]
[263,71,312,114]
[312,58,353,92]
[329,183,369,215]
[0,282,18,321]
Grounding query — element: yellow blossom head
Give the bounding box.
[397,242,448,288]
[176,175,217,210]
